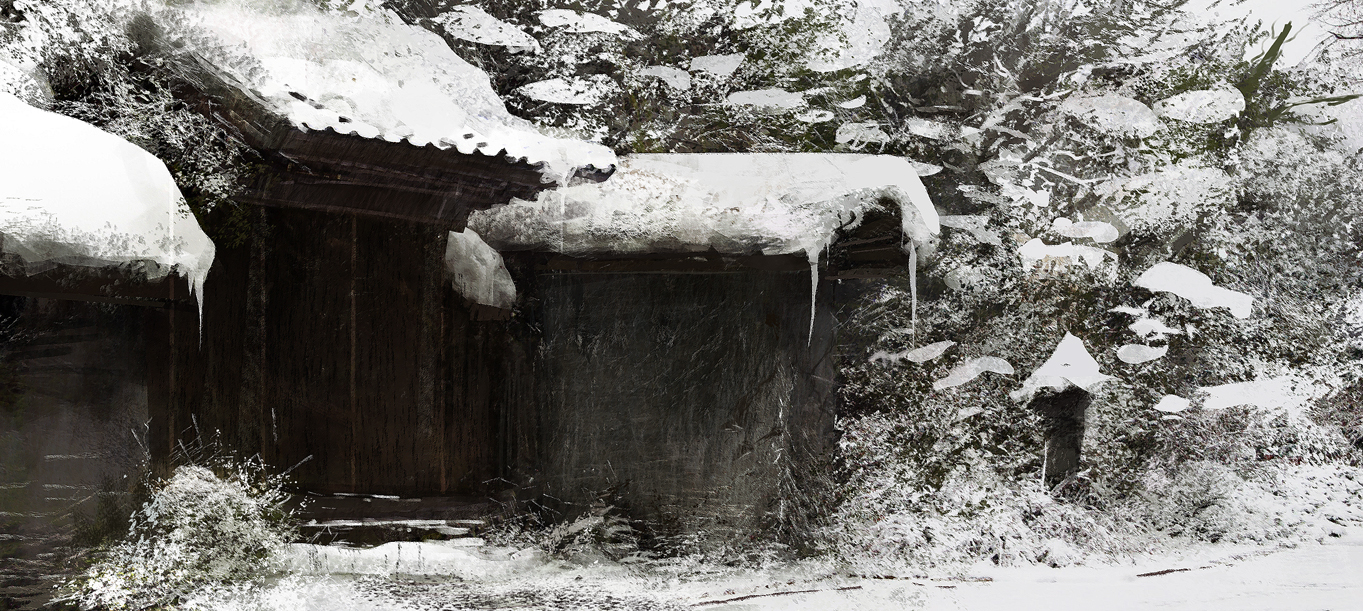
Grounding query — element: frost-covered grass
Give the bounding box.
[60,461,297,610]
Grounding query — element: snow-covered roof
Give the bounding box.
[466,153,940,261]
[0,93,214,304]
[177,1,615,184]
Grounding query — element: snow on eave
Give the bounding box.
[466,153,939,258]
[0,93,215,310]
[175,1,615,185]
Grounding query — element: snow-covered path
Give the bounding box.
[193,536,1363,610]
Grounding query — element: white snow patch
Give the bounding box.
[1116,343,1167,364]
[806,0,900,72]
[933,356,1014,390]
[1135,262,1253,319]
[1095,163,1233,230]
[515,75,619,105]
[445,229,516,310]
[1153,394,1191,413]
[1018,239,1116,273]
[177,1,615,185]
[870,340,955,365]
[1060,94,1160,138]
[902,117,954,141]
[1197,376,1320,414]
[1051,217,1118,243]
[1154,88,1245,124]
[838,95,867,109]
[536,9,639,37]
[432,6,540,52]
[940,215,1002,246]
[835,122,892,147]
[0,58,49,106]
[0,93,214,311]
[1129,317,1183,339]
[1013,333,1114,400]
[636,65,690,90]
[907,160,943,176]
[689,53,744,77]
[727,88,805,110]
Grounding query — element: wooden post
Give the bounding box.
[1029,386,1091,490]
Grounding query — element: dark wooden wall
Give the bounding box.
[163,208,506,496]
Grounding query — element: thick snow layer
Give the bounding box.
[536,9,638,37]
[1154,394,1191,413]
[1116,343,1167,364]
[1051,218,1118,243]
[1135,262,1253,319]
[0,93,214,307]
[1013,333,1113,400]
[727,89,805,110]
[468,153,940,258]
[514,75,618,106]
[637,65,690,90]
[1060,95,1161,138]
[432,6,540,52]
[445,229,515,310]
[1198,376,1319,413]
[870,340,955,365]
[933,356,1014,390]
[1018,239,1116,272]
[689,53,744,77]
[1154,88,1245,124]
[178,1,615,184]
[940,215,1002,246]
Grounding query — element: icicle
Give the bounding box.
[910,244,917,347]
[807,249,819,346]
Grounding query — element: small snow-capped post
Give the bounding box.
[1011,333,1114,490]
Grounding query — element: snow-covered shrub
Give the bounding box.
[62,461,296,610]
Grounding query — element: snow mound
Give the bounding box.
[689,53,744,77]
[1061,94,1160,138]
[536,9,639,37]
[1135,262,1253,319]
[1013,333,1114,400]
[446,229,516,310]
[432,6,540,52]
[178,1,615,184]
[933,356,1014,390]
[515,75,619,106]
[871,339,955,365]
[1116,343,1167,364]
[727,88,805,110]
[468,153,939,258]
[1051,217,1118,243]
[0,93,214,308]
[1154,88,1245,124]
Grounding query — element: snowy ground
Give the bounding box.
[185,535,1363,610]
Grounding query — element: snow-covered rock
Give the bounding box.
[933,356,1014,390]
[1153,394,1191,413]
[636,66,690,91]
[0,93,214,307]
[1135,262,1253,319]
[445,229,516,310]
[836,122,892,146]
[1154,88,1245,124]
[1018,239,1116,273]
[432,6,540,52]
[177,1,615,184]
[940,215,1002,246]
